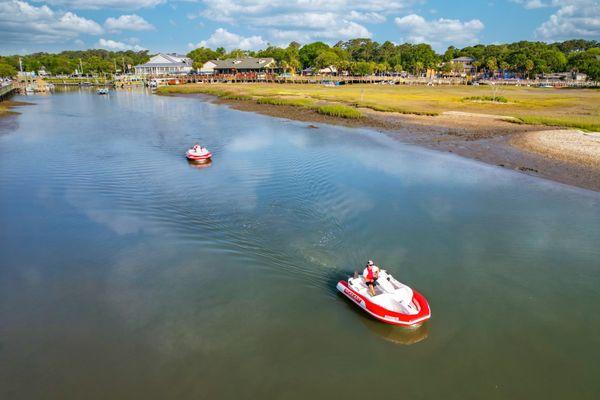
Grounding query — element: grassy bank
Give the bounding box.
[157,85,365,119]
[157,83,599,131]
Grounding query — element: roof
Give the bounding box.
[452,57,475,62]
[210,57,276,70]
[136,53,192,68]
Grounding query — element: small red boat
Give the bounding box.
[337,270,431,327]
[186,144,212,162]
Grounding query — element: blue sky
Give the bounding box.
[0,0,598,55]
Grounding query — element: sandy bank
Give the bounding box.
[513,130,600,168]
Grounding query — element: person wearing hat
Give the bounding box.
[362,260,380,296]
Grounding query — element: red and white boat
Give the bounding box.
[337,270,431,327]
[186,144,212,162]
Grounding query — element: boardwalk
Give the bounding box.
[0,82,17,100]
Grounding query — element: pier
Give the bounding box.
[0,82,17,100]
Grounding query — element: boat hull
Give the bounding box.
[337,280,431,327]
[186,152,212,162]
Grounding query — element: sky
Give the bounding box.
[0,0,598,55]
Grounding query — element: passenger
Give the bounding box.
[363,260,380,296]
[200,146,208,155]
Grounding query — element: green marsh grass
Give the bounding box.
[316,105,363,119]
[157,83,599,130]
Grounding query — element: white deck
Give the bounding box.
[349,271,419,315]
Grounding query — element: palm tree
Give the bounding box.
[486,57,498,77]
[472,60,481,76]
[524,59,534,79]
[279,60,289,74]
[414,61,424,76]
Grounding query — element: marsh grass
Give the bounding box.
[351,102,439,116]
[158,83,599,131]
[462,96,508,103]
[512,116,600,132]
[221,93,253,100]
[316,105,363,119]
[255,97,314,107]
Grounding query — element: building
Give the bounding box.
[452,57,476,74]
[199,60,218,74]
[134,53,193,75]
[201,57,277,74]
[318,66,338,75]
[541,71,588,81]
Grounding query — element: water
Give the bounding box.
[1,88,599,399]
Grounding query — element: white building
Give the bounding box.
[199,60,218,74]
[135,53,193,75]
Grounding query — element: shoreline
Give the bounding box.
[168,92,600,192]
[0,100,32,118]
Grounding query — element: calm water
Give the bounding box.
[1,88,599,399]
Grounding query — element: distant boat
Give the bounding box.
[97,88,109,95]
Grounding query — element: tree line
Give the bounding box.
[1,39,598,80]
[189,39,599,80]
[0,49,151,78]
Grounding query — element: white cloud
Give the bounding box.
[394,14,484,51]
[510,0,548,9]
[534,1,600,41]
[511,0,600,41]
[190,28,267,50]
[268,21,371,44]
[105,14,154,32]
[97,38,146,51]
[348,11,386,23]
[40,0,164,10]
[0,0,103,44]
[249,12,372,42]
[58,12,104,34]
[195,0,414,45]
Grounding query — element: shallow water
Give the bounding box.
[1,88,599,399]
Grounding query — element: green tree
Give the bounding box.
[187,47,220,69]
[314,51,341,70]
[443,46,458,62]
[524,59,534,78]
[0,62,17,77]
[351,61,374,76]
[299,42,330,68]
[413,61,424,75]
[485,57,498,75]
[541,50,567,72]
[568,48,600,80]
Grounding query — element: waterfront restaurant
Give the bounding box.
[201,57,277,74]
[134,53,193,75]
